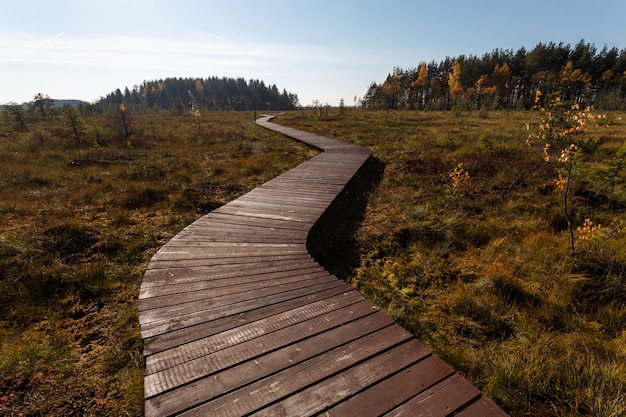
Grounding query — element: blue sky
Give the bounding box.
[1,0,625,106]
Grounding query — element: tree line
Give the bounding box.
[364,40,626,111]
[1,77,299,132]
[96,76,300,113]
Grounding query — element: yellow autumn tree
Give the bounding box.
[448,60,464,108]
[474,74,496,108]
[383,67,403,109]
[559,61,592,102]
[492,63,516,108]
[412,62,428,109]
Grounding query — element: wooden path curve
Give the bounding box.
[139,115,509,416]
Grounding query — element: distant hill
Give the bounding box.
[1,99,87,108]
[50,99,88,107]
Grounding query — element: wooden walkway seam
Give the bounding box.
[139,114,509,416]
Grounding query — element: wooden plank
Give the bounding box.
[250,339,432,417]
[323,355,454,417]
[140,280,351,339]
[256,173,350,187]
[172,230,306,244]
[139,274,340,325]
[193,212,312,231]
[150,243,305,261]
[145,252,312,270]
[212,205,320,223]
[383,374,482,417]
[258,176,349,189]
[455,397,511,417]
[216,200,327,219]
[138,268,332,311]
[140,266,328,299]
[173,219,307,233]
[227,198,330,214]
[145,299,378,397]
[141,260,325,289]
[142,283,359,355]
[238,190,331,208]
[145,310,395,416]
[256,181,340,196]
[145,290,369,375]
[242,191,339,207]
[157,241,304,249]
[174,324,414,417]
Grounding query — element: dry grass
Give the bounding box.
[280,108,626,417]
[2,107,624,416]
[0,111,315,416]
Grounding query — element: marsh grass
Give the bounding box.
[0,111,314,416]
[280,109,626,417]
[3,107,623,416]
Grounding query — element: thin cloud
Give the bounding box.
[0,32,65,65]
[3,32,400,72]
[0,31,410,105]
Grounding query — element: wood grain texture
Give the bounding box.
[139,115,509,416]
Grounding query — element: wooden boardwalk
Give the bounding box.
[139,115,509,416]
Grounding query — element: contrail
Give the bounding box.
[0,31,65,65]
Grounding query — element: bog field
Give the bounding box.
[0,111,315,415]
[1,108,625,416]
[281,109,626,417]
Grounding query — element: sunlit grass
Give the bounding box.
[280,108,626,417]
[0,111,314,416]
[2,107,623,416]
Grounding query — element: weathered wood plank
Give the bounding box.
[138,268,332,311]
[142,284,360,356]
[242,188,332,205]
[175,325,414,417]
[213,205,320,223]
[250,339,432,417]
[322,355,455,417]
[145,310,395,416]
[383,374,482,417]
[145,252,312,270]
[144,290,368,376]
[189,212,312,230]
[141,261,325,289]
[224,198,330,215]
[140,266,328,299]
[140,280,350,339]
[139,274,340,325]
[145,299,377,397]
[150,242,305,260]
[455,397,511,417]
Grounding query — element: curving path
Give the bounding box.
[138,115,508,416]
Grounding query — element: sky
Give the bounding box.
[1,0,625,107]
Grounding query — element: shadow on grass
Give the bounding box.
[307,156,385,281]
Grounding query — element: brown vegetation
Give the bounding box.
[281,108,626,417]
[0,111,314,416]
[1,104,624,416]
